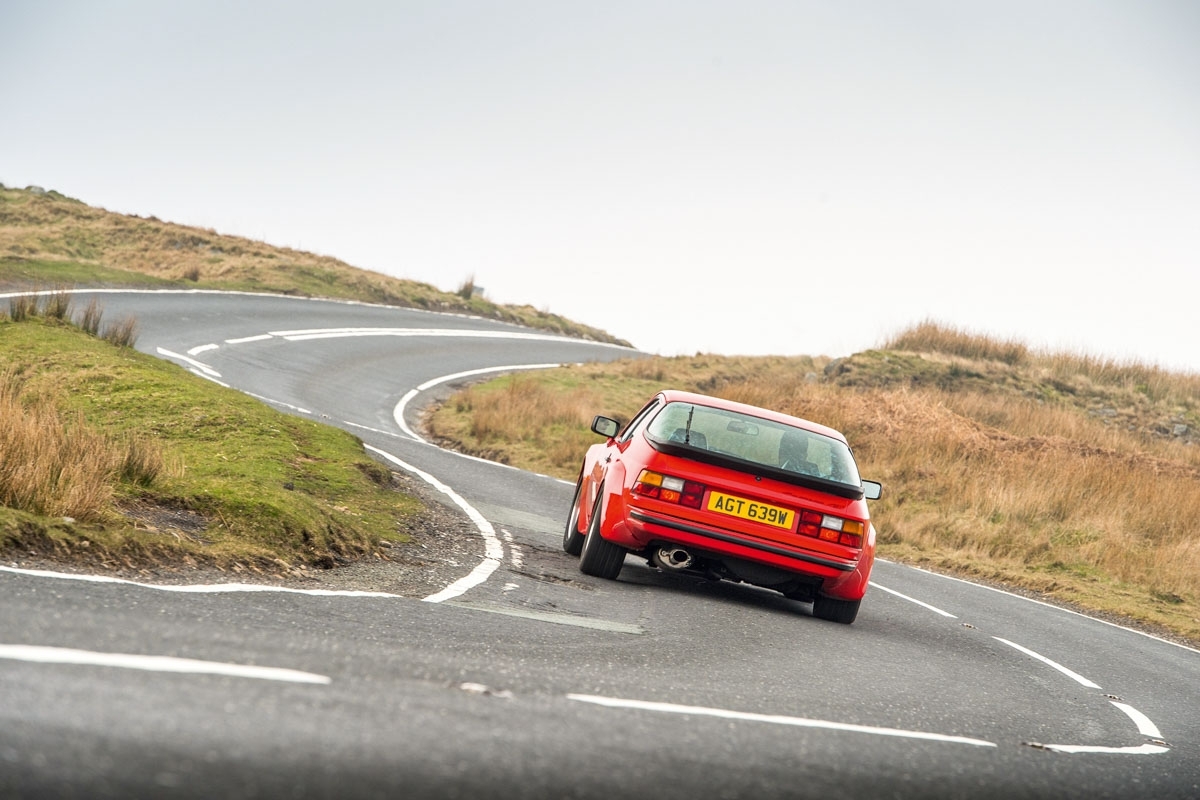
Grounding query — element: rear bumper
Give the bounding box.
[612,506,869,598]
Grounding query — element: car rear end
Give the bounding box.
[604,396,876,601]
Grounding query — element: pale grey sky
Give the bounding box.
[4,1,1198,371]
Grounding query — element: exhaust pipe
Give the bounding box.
[654,546,694,571]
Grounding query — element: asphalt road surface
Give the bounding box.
[2,290,1198,799]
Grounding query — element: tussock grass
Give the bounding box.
[430,327,1200,643]
[1,317,422,574]
[0,369,165,520]
[100,315,138,347]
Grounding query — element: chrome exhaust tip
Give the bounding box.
[654,546,694,571]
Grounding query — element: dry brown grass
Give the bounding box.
[0,370,166,521]
[0,185,630,346]
[430,328,1200,640]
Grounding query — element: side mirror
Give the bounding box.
[591,416,620,438]
[862,480,882,501]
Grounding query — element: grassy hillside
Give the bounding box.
[1,297,422,575]
[0,184,629,346]
[427,323,1200,644]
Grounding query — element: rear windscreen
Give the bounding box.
[645,402,861,487]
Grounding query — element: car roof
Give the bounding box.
[656,390,849,444]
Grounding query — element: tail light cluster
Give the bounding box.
[634,470,864,549]
[800,510,864,548]
[634,470,704,509]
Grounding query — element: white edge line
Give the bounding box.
[393,363,562,443]
[994,637,1102,688]
[903,564,1200,656]
[243,391,311,415]
[364,445,503,603]
[187,343,219,356]
[225,333,275,344]
[566,694,996,748]
[869,581,957,618]
[157,347,221,378]
[0,644,330,685]
[0,565,400,598]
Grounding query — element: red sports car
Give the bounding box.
[563,390,882,624]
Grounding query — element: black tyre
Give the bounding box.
[812,595,860,624]
[578,490,625,579]
[563,480,585,556]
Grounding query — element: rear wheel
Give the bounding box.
[563,480,585,556]
[578,490,625,579]
[812,595,860,625]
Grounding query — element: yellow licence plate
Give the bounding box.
[707,491,794,530]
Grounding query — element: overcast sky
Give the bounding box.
[3,1,1198,371]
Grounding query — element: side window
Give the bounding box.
[618,398,662,443]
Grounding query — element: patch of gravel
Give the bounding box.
[5,468,486,600]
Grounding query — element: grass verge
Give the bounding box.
[1,313,421,576]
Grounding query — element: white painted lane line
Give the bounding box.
[365,445,504,603]
[0,644,331,685]
[869,582,957,618]
[451,604,644,634]
[993,637,1102,688]
[0,565,401,597]
[1031,702,1171,754]
[1038,742,1171,755]
[156,347,221,378]
[393,363,561,442]
[1111,701,1164,739]
[567,695,996,747]
[225,333,274,344]
[266,328,626,347]
[243,391,311,415]
[905,564,1200,656]
[187,343,219,356]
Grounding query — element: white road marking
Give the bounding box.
[1037,742,1171,755]
[452,603,644,634]
[869,581,957,617]
[0,565,401,597]
[1111,701,1163,738]
[994,637,1102,688]
[225,333,275,344]
[243,391,311,415]
[156,347,221,378]
[903,563,1200,656]
[266,327,625,347]
[365,445,504,603]
[567,694,996,747]
[392,363,561,442]
[0,644,331,685]
[187,343,219,356]
[993,637,1171,754]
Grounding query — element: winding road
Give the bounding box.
[2,290,1198,799]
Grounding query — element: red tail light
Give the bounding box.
[634,470,705,509]
[799,510,863,549]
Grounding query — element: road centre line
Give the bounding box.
[0,644,331,685]
[995,637,1101,688]
[904,564,1200,656]
[869,581,957,617]
[567,694,996,747]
